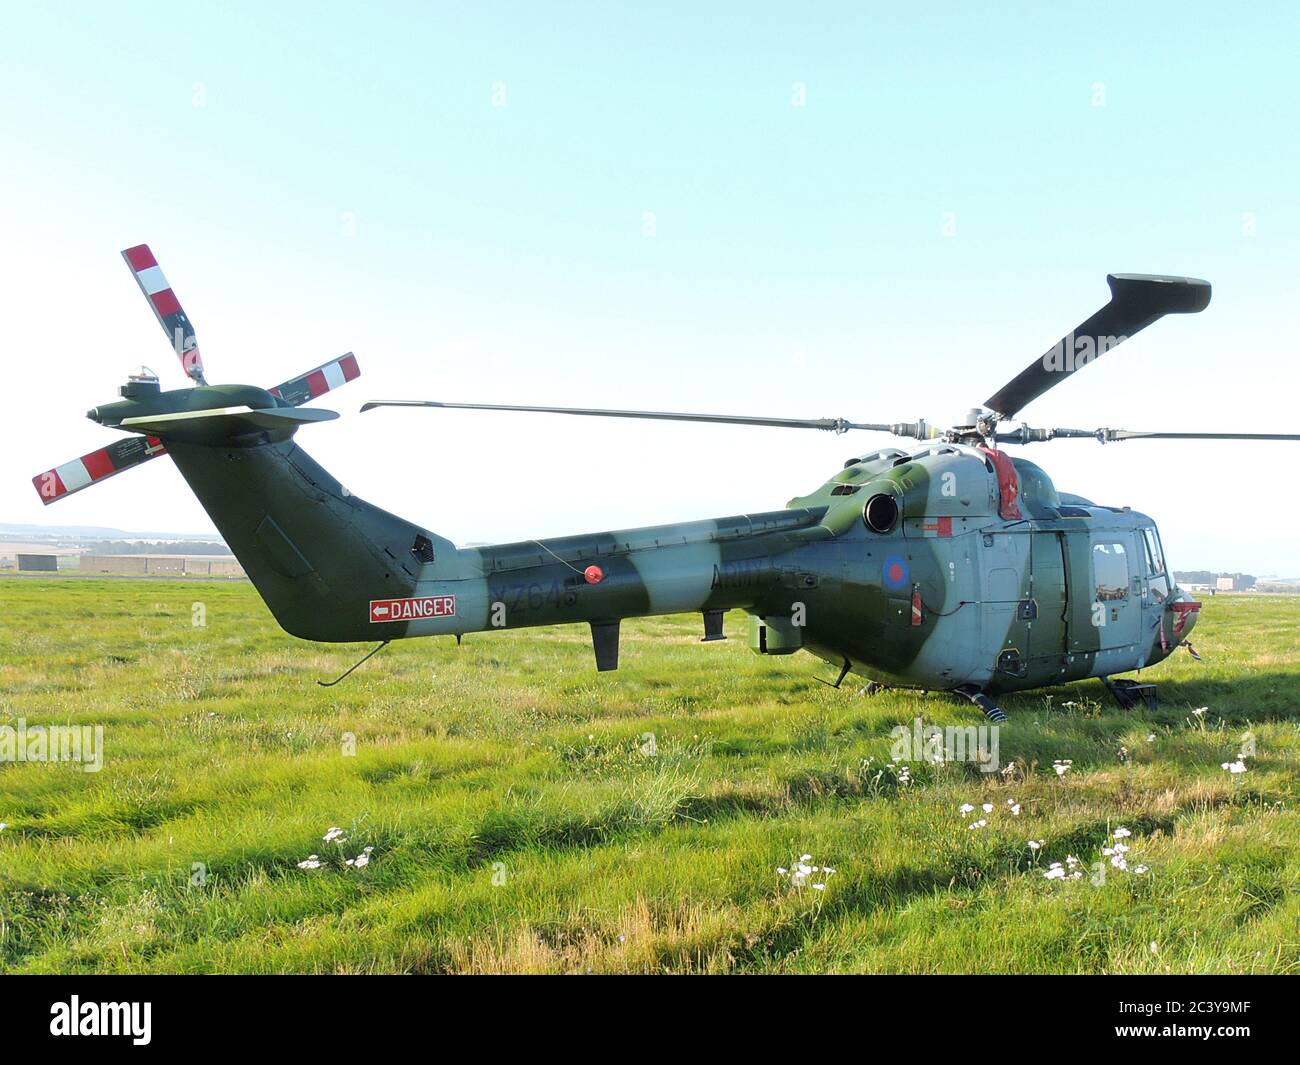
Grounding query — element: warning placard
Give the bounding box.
[369,596,456,623]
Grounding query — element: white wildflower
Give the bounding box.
[323,827,347,843]
[1222,760,1247,774]
[297,855,322,870]
[779,854,836,892]
[959,803,975,816]
[1113,827,1132,839]
[981,803,994,813]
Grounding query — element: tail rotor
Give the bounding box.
[31,244,360,505]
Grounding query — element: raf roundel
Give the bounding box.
[882,554,910,592]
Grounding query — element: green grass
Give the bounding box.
[1,576,1297,973]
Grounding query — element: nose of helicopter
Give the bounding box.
[1168,588,1202,642]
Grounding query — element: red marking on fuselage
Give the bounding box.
[1170,601,1201,635]
[977,447,1023,520]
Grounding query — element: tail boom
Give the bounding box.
[164,435,828,645]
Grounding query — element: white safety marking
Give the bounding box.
[322,360,347,391]
[135,265,170,295]
[55,459,92,492]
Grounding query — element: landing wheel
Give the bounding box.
[859,680,886,696]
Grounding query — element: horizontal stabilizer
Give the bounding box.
[119,405,338,441]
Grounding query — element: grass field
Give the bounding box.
[1,576,1297,974]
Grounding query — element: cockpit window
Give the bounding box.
[1142,528,1165,574]
[1093,542,1129,602]
[1143,528,1169,602]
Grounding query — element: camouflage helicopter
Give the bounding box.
[32,248,1300,718]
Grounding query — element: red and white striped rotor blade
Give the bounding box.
[269,352,360,407]
[121,244,206,384]
[31,436,166,505]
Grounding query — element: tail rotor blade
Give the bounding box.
[121,244,206,384]
[270,353,360,406]
[32,435,166,505]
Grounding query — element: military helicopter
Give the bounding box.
[32,248,1300,717]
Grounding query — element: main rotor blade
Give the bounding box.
[32,435,166,505]
[984,273,1211,418]
[1103,430,1300,442]
[270,353,360,407]
[121,244,206,385]
[361,399,898,435]
[994,425,1300,444]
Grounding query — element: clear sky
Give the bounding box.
[2,2,1297,574]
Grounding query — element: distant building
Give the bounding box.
[78,554,245,578]
[16,553,59,572]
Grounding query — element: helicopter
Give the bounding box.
[31,247,1300,718]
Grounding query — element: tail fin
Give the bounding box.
[166,436,455,642]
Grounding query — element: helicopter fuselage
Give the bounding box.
[158,422,1198,698]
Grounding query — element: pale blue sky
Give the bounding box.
[2,2,1297,572]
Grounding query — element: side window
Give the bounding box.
[1143,528,1170,602]
[1093,541,1129,602]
